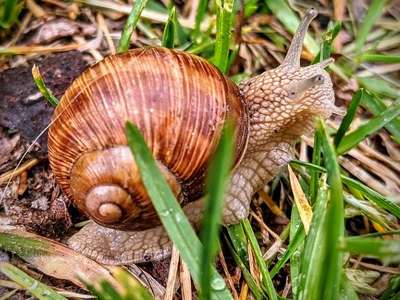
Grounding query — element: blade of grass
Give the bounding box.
[162,6,176,48]
[359,53,400,63]
[360,92,400,143]
[0,0,23,29]
[354,0,387,54]
[309,128,322,204]
[117,0,149,53]
[243,0,258,17]
[338,237,400,264]
[265,0,319,55]
[226,224,249,266]
[125,122,232,300]
[171,6,188,46]
[296,176,329,300]
[318,119,345,300]
[212,0,235,73]
[270,225,305,279]
[242,219,278,300]
[112,267,154,300]
[0,262,67,300]
[336,100,400,155]
[308,119,344,300]
[380,275,400,300]
[358,77,400,99]
[334,89,364,147]
[200,121,235,300]
[339,274,359,300]
[290,194,304,297]
[224,235,266,300]
[312,21,341,63]
[83,267,153,300]
[342,176,400,219]
[344,193,395,231]
[193,0,208,38]
[32,65,59,107]
[291,160,400,219]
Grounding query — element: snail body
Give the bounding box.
[48,9,338,264]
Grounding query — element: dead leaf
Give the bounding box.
[288,165,313,234]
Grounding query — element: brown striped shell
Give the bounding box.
[48,47,249,231]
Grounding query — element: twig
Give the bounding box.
[164,245,180,300]
[0,159,39,185]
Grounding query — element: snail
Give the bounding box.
[48,8,338,265]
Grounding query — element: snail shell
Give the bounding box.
[48,47,249,231]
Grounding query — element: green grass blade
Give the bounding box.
[316,119,344,300]
[32,65,59,107]
[270,225,305,279]
[338,237,400,264]
[290,160,326,173]
[360,92,400,143]
[380,275,400,300]
[227,224,249,266]
[289,205,302,297]
[265,0,319,55]
[319,120,345,300]
[342,176,400,219]
[358,77,400,99]
[224,235,266,300]
[162,6,176,48]
[193,0,208,38]
[309,127,322,204]
[0,0,23,29]
[296,177,329,300]
[212,0,235,73]
[114,268,154,300]
[354,0,386,54]
[336,100,400,155]
[334,89,364,147]
[312,21,341,63]
[125,122,232,300]
[200,121,235,300]
[242,219,278,300]
[83,268,153,300]
[339,274,359,300]
[117,0,148,53]
[291,160,400,218]
[244,0,258,17]
[359,53,400,63]
[0,262,67,300]
[344,193,395,231]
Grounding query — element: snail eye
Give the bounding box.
[288,91,297,99]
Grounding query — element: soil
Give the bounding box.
[0,51,88,152]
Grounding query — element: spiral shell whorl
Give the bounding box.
[70,146,181,230]
[48,47,248,231]
[85,185,132,224]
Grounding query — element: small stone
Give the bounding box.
[31,196,49,211]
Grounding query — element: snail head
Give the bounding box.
[241,8,340,140]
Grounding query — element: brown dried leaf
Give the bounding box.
[0,225,119,289]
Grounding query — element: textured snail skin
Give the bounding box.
[51,8,338,264]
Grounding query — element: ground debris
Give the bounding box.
[1,167,72,238]
[0,51,87,153]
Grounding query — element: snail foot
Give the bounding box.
[67,221,172,265]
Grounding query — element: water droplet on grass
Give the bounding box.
[211,277,226,290]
